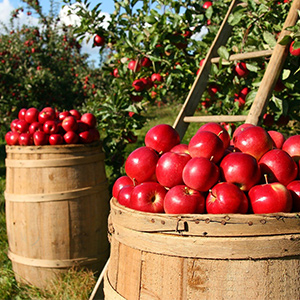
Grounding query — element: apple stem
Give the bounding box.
[209,189,216,198]
[217,130,223,137]
[133,178,137,187]
[264,174,269,184]
[210,156,214,161]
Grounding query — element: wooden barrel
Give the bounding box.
[104,197,300,299]
[5,142,110,289]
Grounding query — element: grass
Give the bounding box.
[0,102,199,299]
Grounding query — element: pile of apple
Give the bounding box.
[5,107,100,146]
[112,123,300,214]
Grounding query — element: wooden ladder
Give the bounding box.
[173,0,300,140]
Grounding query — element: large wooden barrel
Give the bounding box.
[5,142,110,289]
[105,197,300,299]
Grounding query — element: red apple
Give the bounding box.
[156,152,191,188]
[130,182,167,213]
[182,157,220,192]
[49,134,64,145]
[112,175,134,199]
[289,41,300,56]
[132,78,146,92]
[235,62,249,77]
[207,84,219,97]
[197,122,230,149]
[29,121,43,134]
[77,120,90,133]
[10,119,19,132]
[128,60,141,72]
[62,116,78,132]
[43,120,59,135]
[38,107,56,124]
[282,135,300,162]
[206,182,249,214]
[141,57,152,68]
[24,107,39,123]
[64,131,79,144]
[69,109,81,120]
[203,1,212,9]
[18,132,33,146]
[151,73,163,83]
[233,126,273,160]
[78,130,94,144]
[81,113,97,128]
[170,143,189,154]
[268,130,285,149]
[16,120,29,133]
[125,146,159,184]
[58,111,70,121]
[145,124,180,154]
[263,113,274,127]
[117,185,134,208]
[88,128,100,142]
[232,123,255,140]
[93,34,105,47]
[248,180,292,214]
[287,180,300,212]
[188,130,224,163]
[220,152,261,191]
[164,185,204,214]
[276,114,290,126]
[259,149,298,186]
[33,131,49,145]
[5,131,20,145]
[18,108,27,120]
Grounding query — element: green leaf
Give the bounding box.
[263,31,276,48]
[217,46,230,60]
[228,7,245,26]
[145,15,157,24]
[282,69,291,81]
[279,35,292,46]
[150,34,159,49]
[246,63,258,72]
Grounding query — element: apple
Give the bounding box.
[58,111,70,121]
[170,143,189,154]
[24,107,39,123]
[5,131,20,145]
[77,120,90,133]
[233,126,273,160]
[182,157,220,192]
[132,79,146,92]
[130,182,167,213]
[248,179,292,214]
[18,108,27,120]
[156,152,191,188]
[69,109,81,120]
[197,122,230,149]
[125,146,159,184]
[151,73,163,83]
[141,57,152,68]
[10,119,19,132]
[203,1,212,9]
[164,185,205,214]
[117,185,134,208]
[64,131,79,144]
[62,115,78,132]
[38,107,56,124]
[93,34,105,47]
[276,114,290,126]
[112,175,134,199]
[268,130,285,149]
[263,113,274,127]
[33,131,49,146]
[290,41,300,56]
[88,128,100,142]
[220,152,261,191]
[43,120,59,135]
[145,124,180,154]
[232,123,255,140]
[49,134,64,145]
[81,113,97,128]
[207,84,219,97]
[188,131,224,163]
[287,180,300,212]
[274,78,285,92]
[259,149,298,186]
[79,130,94,144]
[16,120,29,133]
[130,94,143,102]
[282,135,300,162]
[206,182,249,214]
[235,62,249,77]
[18,132,33,146]
[128,60,141,72]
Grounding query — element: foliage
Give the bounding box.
[63,0,300,180]
[0,0,104,138]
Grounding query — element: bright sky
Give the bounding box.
[0,0,115,64]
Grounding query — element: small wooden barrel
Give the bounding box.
[105,197,300,299]
[5,142,110,289]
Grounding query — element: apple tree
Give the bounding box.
[0,0,104,138]
[64,0,300,178]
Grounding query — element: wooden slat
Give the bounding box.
[210,49,273,63]
[246,0,300,125]
[173,0,240,140]
[183,115,247,123]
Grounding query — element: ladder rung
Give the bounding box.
[183,115,247,123]
[211,49,273,64]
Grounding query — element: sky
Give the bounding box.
[0,0,115,64]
